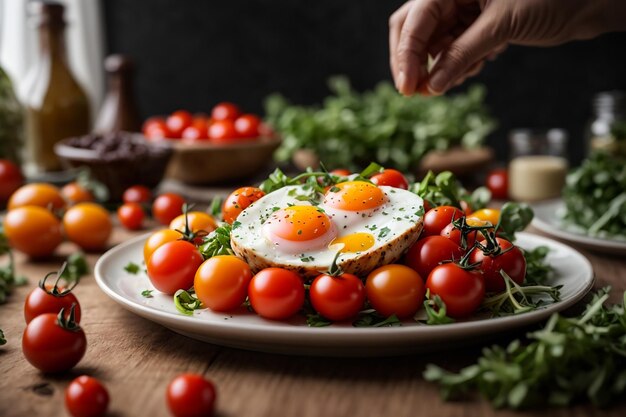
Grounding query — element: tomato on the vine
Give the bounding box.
[147,240,203,295]
[486,168,509,200]
[117,202,145,230]
[24,283,81,324]
[234,114,261,138]
[370,169,409,190]
[222,187,265,224]
[470,238,526,292]
[310,273,365,321]
[421,206,464,237]
[248,268,305,320]
[404,236,464,279]
[0,159,24,202]
[143,229,181,263]
[211,102,240,121]
[63,203,112,251]
[3,206,62,257]
[167,374,217,417]
[194,256,252,312]
[152,192,185,225]
[8,183,65,211]
[426,263,485,318]
[123,185,151,204]
[22,307,86,373]
[440,222,478,250]
[65,375,109,417]
[365,264,425,319]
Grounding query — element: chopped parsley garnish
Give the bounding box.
[378,227,391,239]
[232,221,242,229]
[141,290,153,298]
[124,262,141,274]
[300,256,315,262]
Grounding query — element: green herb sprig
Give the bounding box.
[174,289,203,316]
[199,224,234,259]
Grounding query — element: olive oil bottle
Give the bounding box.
[22,1,90,174]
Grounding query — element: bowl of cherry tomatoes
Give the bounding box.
[143,103,281,185]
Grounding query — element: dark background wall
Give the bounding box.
[102,0,626,165]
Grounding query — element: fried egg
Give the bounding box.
[230,181,424,278]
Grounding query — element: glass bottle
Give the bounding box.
[0,65,23,163]
[22,1,90,174]
[94,55,141,133]
[585,91,626,157]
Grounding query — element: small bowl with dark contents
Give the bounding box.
[55,132,172,201]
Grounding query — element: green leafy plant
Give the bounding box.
[410,170,490,211]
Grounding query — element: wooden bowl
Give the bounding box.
[162,137,281,185]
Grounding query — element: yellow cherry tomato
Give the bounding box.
[63,202,112,251]
[169,211,217,235]
[469,208,501,226]
[143,229,181,263]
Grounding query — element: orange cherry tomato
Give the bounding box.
[3,206,62,257]
[365,264,425,319]
[143,229,181,263]
[63,203,112,251]
[469,208,501,226]
[62,182,94,205]
[222,187,265,224]
[8,183,65,211]
[169,211,217,235]
[194,256,252,312]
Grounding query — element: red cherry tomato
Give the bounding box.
[123,185,152,204]
[167,374,217,417]
[208,119,238,142]
[24,284,81,324]
[309,273,365,321]
[194,256,252,312]
[422,206,464,237]
[234,114,261,138]
[0,159,24,202]
[211,102,241,121]
[146,241,203,295]
[248,268,305,320]
[152,193,185,225]
[440,222,478,250]
[404,235,464,279]
[22,310,86,373]
[486,168,509,200]
[65,375,109,417]
[365,264,425,319]
[117,202,145,230]
[222,187,265,224]
[143,117,171,139]
[370,169,409,190]
[469,238,526,292]
[181,126,208,141]
[166,110,193,138]
[426,263,485,318]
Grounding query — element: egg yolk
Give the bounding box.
[323,181,386,211]
[265,206,332,241]
[330,233,375,253]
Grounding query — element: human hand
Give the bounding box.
[389,0,621,96]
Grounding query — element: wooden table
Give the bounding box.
[1,226,625,417]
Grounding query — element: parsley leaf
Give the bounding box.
[141,290,153,298]
[124,262,141,275]
[378,227,391,239]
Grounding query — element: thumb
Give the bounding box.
[427,9,506,94]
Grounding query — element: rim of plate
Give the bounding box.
[95,232,595,341]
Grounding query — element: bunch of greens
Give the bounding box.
[265,77,495,171]
[561,152,626,240]
[410,170,490,212]
[425,288,626,408]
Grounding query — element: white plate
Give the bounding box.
[94,232,594,357]
[532,199,626,255]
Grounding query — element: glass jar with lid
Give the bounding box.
[586,91,626,157]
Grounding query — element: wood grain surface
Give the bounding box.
[1,226,625,417]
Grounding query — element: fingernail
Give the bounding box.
[396,70,406,92]
[428,69,449,94]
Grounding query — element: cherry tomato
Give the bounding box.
[211,102,240,121]
[3,206,62,257]
[222,187,265,224]
[470,208,501,226]
[330,169,351,177]
[181,126,208,141]
[65,375,109,417]
[22,310,86,373]
[404,236,464,279]
[24,285,81,324]
[486,168,509,200]
[169,211,217,236]
[426,263,485,318]
[143,229,181,263]
[194,256,252,312]
[152,192,185,225]
[0,159,24,202]
[166,110,193,138]
[234,114,261,138]
[8,183,65,211]
[117,202,145,230]
[146,240,203,294]
[167,374,216,417]
[365,264,425,319]
[370,169,409,190]
[123,185,152,204]
[421,206,463,237]
[143,117,171,139]
[469,238,526,292]
[310,273,365,321]
[208,119,238,142]
[440,222,478,250]
[61,182,94,205]
[248,268,305,320]
[63,203,112,251]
